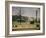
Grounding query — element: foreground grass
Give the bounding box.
[12,21,40,31]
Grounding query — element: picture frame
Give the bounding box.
[5,1,45,37]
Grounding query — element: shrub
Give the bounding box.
[30,20,34,24]
[36,24,40,30]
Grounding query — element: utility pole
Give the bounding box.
[36,10,37,23]
[19,8,21,25]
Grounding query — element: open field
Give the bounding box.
[12,21,40,31]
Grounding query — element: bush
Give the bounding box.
[34,18,40,23]
[36,24,40,30]
[30,21,34,24]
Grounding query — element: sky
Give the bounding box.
[12,7,40,18]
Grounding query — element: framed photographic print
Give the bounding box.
[5,1,45,37]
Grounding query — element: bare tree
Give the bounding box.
[16,7,21,25]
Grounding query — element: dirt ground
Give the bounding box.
[12,21,40,31]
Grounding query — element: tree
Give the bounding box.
[16,7,25,24]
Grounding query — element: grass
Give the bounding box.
[12,21,40,31]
